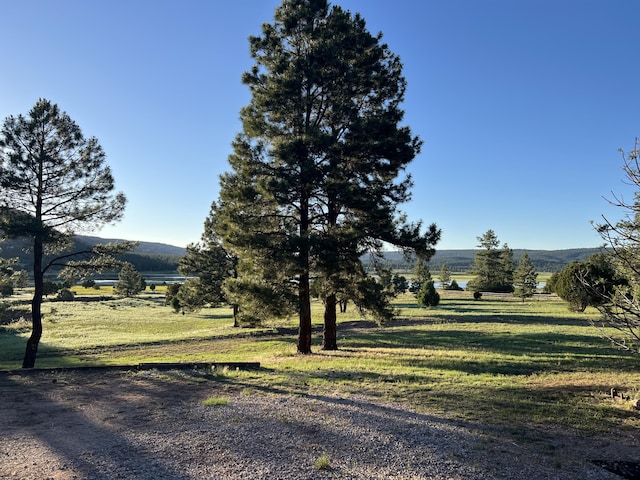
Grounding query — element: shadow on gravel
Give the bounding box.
[592,461,640,480]
[0,372,193,479]
[197,371,634,480]
[1,368,637,480]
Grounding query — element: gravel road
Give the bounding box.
[0,369,636,480]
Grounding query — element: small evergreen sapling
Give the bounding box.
[417,280,440,307]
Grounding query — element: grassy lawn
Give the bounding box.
[1,287,639,438]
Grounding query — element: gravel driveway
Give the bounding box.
[0,368,636,479]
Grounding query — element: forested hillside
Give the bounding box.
[0,235,184,272]
[363,248,602,272]
[1,233,599,275]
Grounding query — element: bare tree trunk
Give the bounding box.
[232,304,240,327]
[323,293,338,350]
[23,237,43,368]
[298,270,313,354]
[297,195,313,354]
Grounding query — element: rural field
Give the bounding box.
[1,284,639,479]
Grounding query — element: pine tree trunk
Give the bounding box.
[322,194,338,351]
[298,270,313,354]
[339,299,348,313]
[297,194,313,354]
[23,237,43,368]
[233,304,240,327]
[323,293,338,350]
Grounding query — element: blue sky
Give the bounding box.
[2,1,639,251]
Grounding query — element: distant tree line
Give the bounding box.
[360,248,601,273]
[0,236,180,274]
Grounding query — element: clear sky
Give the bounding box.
[2,1,639,251]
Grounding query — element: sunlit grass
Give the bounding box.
[203,395,230,407]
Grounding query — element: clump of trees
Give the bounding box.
[0,253,17,297]
[0,99,133,367]
[209,0,440,353]
[174,206,239,321]
[467,230,515,293]
[409,257,432,294]
[438,263,452,289]
[0,246,29,297]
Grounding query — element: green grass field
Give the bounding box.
[1,287,638,437]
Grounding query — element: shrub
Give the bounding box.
[417,280,440,307]
[43,280,60,297]
[0,280,14,297]
[473,291,482,300]
[55,288,75,302]
[314,453,331,470]
[170,296,181,313]
[165,283,181,306]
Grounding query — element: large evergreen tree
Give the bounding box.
[214,0,439,353]
[0,99,130,367]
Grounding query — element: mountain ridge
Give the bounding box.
[1,234,600,273]
[0,235,185,272]
[370,247,602,272]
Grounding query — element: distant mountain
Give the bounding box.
[0,235,185,272]
[75,236,186,256]
[364,248,602,272]
[1,233,602,274]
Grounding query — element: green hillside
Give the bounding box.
[0,235,185,273]
[364,248,601,272]
[1,233,600,275]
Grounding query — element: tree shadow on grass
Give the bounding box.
[0,322,40,370]
[340,327,640,376]
[213,364,639,441]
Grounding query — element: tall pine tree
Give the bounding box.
[214,0,439,353]
[0,99,130,367]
